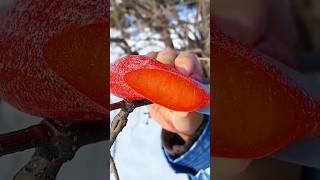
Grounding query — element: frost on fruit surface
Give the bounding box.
[0,0,108,120]
[110,55,178,100]
[212,30,320,158]
[110,55,209,111]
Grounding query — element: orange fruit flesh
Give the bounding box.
[124,69,208,111]
[44,23,108,108]
[213,48,309,158]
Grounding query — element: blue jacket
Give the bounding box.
[161,117,320,180]
[162,118,210,179]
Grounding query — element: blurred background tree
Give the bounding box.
[110,0,210,77]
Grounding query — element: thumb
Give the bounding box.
[174,51,203,82]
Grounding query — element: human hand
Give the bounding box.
[146,48,206,142]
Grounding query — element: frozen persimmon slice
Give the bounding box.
[110,55,209,111]
[124,68,209,111]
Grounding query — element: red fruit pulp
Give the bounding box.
[0,0,108,120]
[124,69,208,111]
[44,23,108,109]
[110,55,209,112]
[212,30,320,158]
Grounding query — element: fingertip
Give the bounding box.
[175,51,196,76]
[156,47,177,66]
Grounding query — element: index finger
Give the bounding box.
[175,51,204,82]
[156,48,177,66]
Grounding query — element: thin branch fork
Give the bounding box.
[0,119,107,180]
[110,99,151,145]
[0,123,50,157]
[0,119,107,157]
[109,99,152,180]
[0,99,150,157]
[0,99,150,179]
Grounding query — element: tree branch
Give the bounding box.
[0,119,107,158]
[110,100,151,145]
[110,99,151,111]
[110,156,119,180]
[1,101,150,158]
[0,102,151,179]
[109,99,152,180]
[0,119,106,179]
[0,124,49,156]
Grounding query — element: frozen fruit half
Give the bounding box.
[0,0,108,120]
[212,30,320,158]
[110,55,210,111]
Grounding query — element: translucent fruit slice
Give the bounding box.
[44,23,108,108]
[212,30,320,158]
[110,55,209,111]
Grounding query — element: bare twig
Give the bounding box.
[110,37,134,54]
[110,99,151,111]
[110,156,120,180]
[0,119,107,157]
[110,0,210,54]
[109,99,152,180]
[0,99,149,179]
[14,132,77,180]
[0,124,49,157]
[110,100,151,145]
[0,119,107,180]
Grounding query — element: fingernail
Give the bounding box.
[177,67,188,76]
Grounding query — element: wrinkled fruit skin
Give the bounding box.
[0,0,108,120]
[212,30,320,158]
[110,55,209,111]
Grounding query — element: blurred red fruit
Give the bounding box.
[212,30,320,158]
[0,0,108,120]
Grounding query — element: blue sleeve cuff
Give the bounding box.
[162,116,210,176]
